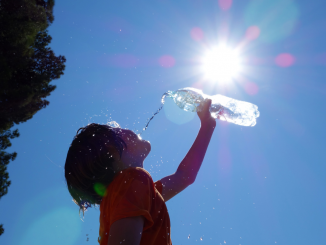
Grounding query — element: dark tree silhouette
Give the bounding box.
[0,0,66,235]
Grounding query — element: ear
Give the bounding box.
[104,143,121,156]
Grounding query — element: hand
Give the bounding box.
[197,99,216,128]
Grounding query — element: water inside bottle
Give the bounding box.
[209,94,260,126]
[140,87,259,134]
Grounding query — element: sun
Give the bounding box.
[201,45,242,82]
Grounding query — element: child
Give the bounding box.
[65,99,216,245]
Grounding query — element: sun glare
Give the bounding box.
[202,45,241,82]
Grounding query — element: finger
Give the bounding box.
[203,99,212,112]
[206,99,212,108]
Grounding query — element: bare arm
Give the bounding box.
[108,216,144,245]
[160,99,216,202]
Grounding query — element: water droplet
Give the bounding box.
[188,235,190,239]
[92,134,95,136]
[200,237,203,241]
[107,121,120,128]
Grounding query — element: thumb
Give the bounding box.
[203,98,212,112]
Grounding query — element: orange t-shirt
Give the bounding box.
[98,167,172,245]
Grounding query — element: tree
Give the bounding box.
[0,0,66,235]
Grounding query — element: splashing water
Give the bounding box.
[141,92,170,134]
[107,121,120,128]
[140,88,200,135]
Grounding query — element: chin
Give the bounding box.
[143,140,151,154]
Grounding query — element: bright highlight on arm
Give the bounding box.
[201,45,242,83]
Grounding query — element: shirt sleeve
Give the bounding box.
[154,180,163,196]
[109,169,155,231]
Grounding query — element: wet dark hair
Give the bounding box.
[64,123,126,213]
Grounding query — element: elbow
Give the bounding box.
[189,173,198,185]
[184,174,196,186]
[181,176,195,187]
[188,176,196,185]
[177,171,196,186]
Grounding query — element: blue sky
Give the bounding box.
[1,0,326,244]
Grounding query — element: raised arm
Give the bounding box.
[159,99,216,202]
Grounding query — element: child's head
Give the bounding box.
[64,123,151,212]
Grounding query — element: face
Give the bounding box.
[112,128,151,169]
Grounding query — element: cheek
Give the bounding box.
[124,138,150,156]
[126,141,141,154]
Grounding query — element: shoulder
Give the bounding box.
[108,168,155,200]
[123,167,153,181]
[110,167,154,188]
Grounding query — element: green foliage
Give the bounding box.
[0,0,66,235]
[0,29,66,130]
[0,129,19,201]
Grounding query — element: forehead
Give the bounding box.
[103,125,140,140]
[110,127,135,136]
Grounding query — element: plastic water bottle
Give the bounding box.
[141,87,260,133]
[164,87,260,126]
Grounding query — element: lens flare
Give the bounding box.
[159,55,176,68]
[246,26,260,40]
[201,45,241,83]
[218,0,233,10]
[275,53,295,67]
[190,27,204,41]
[94,182,107,197]
[245,81,259,95]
